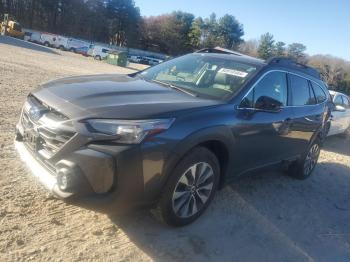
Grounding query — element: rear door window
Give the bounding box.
[290,74,316,106]
[311,82,327,103]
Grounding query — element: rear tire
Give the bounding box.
[153,147,220,227]
[94,55,101,61]
[44,42,50,47]
[288,137,321,180]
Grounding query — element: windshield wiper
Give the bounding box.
[150,79,198,97]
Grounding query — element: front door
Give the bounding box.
[233,71,295,174]
[331,95,347,135]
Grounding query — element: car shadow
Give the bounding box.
[323,135,350,156]
[0,35,59,55]
[89,160,349,261]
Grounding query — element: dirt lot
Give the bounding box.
[0,36,350,262]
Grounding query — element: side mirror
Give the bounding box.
[334,105,346,112]
[255,96,283,112]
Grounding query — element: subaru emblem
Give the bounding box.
[29,106,43,121]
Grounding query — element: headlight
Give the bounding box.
[86,118,175,144]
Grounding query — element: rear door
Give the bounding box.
[288,74,325,156]
[234,71,295,174]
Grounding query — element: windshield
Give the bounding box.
[139,53,258,100]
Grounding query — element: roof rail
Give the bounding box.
[267,57,320,79]
[196,46,244,56]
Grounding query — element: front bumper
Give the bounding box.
[15,141,73,198]
[14,137,171,211]
[15,105,177,209]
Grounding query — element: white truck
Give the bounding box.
[40,33,57,47]
[66,38,90,53]
[90,45,112,60]
[52,36,69,50]
[27,31,42,44]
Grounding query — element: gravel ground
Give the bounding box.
[0,36,349,262]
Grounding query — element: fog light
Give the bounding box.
[57,168,72,191]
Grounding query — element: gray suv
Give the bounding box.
[15,49,331,226]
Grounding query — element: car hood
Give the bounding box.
[31,74,221,119]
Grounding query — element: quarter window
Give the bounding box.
[240,71,288,109]
[290,74,316,106]
[311,82,327,103]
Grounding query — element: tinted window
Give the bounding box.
[342,96,350,108]
[241,72,287,109]
[311,82,327,103]
[290,75,316,106]
[334,95,343,106]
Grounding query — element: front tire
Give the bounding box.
[154,147,220,226]
[288,138,321,180]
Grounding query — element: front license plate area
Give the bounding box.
[24,130,39,152]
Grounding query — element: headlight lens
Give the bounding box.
[86,118,175,144]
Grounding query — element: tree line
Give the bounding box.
[0,0,243,54]
[1,0,349,94]
[239,33,350,94]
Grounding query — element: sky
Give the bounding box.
[134,0,350,61]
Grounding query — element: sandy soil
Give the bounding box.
[0,36,349,262]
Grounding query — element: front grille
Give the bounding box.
[21,96,75,161]
[37,124,75,157]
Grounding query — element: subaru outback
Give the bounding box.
[15,49,331,226]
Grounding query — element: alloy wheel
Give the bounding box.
[172,162,214,218]
[303,144,320,176]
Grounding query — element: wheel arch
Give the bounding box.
[162,126,235,190]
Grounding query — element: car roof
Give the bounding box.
[195,48,321,81]
[329,90,348,97]
[196,53,265,67]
